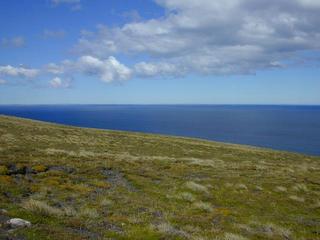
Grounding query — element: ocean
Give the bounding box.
[0,105,319,156]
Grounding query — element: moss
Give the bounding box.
[32,165,48,173]
[0,175,12,184]
[90,179,111,189]
[0,165,8,175]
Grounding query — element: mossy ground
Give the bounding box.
[0,115,319,240]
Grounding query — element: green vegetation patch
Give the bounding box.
[0,115,319,240]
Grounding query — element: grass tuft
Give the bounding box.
[186,181,208,193]
[22,199,64,217]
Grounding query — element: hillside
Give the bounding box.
[0,115,319,240]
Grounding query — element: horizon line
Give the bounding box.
[1,103,320,107]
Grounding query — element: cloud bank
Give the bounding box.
[0,65,39,78]
[74,0,320,77]
[2,0,320,87]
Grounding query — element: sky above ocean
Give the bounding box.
[0,0,320,105]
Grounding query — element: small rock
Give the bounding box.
[7,218,31,228]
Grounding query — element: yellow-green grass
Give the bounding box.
[0,115,319,240]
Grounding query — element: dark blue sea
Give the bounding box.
[0,105,320,156]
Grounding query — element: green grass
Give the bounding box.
[0,115,319,240]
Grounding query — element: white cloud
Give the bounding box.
[45,63,66,75]
[51,0,82,10]
[1,36,25,48]
[43,30,66,39]
[73,0,320,77]
[134,62,182,77]
[4,0,320,87]
[296,0,320,8]
[46,56,132,83]
[77,56,132,82]
[49,77,71,89]
[0,65,39,78]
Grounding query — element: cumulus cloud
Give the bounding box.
[43,29,66,39]
[1,36,25,48]
[73,0,320,77]
[46,56,132,82]
[0,65,39,78]
[77,56,132,82]
[134,62,182,77]
[4,0,320,86]
[45,63,67,75]
[49,77,71,89]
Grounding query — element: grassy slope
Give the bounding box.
[0,115,319,240]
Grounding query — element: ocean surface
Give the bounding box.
[0,105,320,156]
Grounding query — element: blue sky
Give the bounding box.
[0,0,319,105]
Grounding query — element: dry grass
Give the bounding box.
[79,207,100,219]
[292,183,308,192]
[22,199,64,217]
[177,192,196,202]
[224,233,248,240]
[193,201,213,212]
[235,184,248,190]
[289,195,305,202]
[186,181,208,193]
[275,186,287,192]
